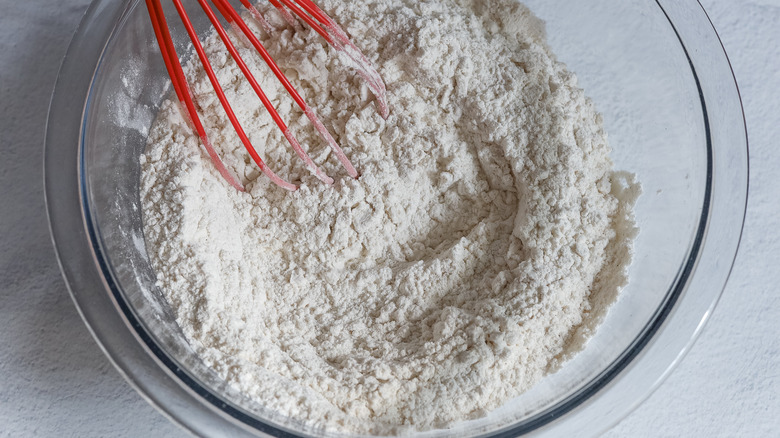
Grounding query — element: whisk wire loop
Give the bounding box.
[212,0,359,178]
[172,0,298,190]
[146,0,388,190]
[197,0,334,185]
[145,0,246,191]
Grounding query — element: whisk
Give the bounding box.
[145,0,389,191]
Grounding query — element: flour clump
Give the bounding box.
[140,0,639,433]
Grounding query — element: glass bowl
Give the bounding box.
[44,0,747,436]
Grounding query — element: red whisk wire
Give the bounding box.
[269,0,390,119]
[238,0,273,34]
[198,0,333,185]
[213,0,358,178]
[145,0,245,192]
[215,0,309,110]
[210,0,235,24]
[290,0,329,25]
[264,0,301,28]
[275,0,332,43]
[171,0,297,191]
[147,0,387,191]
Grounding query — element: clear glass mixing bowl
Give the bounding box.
[45,0,747,436]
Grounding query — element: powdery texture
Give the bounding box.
[140,0,639,433]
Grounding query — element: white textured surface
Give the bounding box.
[0,0,777,436]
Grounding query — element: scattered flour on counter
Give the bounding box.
[140,0,639,433]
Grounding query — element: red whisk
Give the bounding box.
[145,0,389,191]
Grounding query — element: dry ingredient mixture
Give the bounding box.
[141,0,639,433]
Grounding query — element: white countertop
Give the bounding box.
[1,0,777,436]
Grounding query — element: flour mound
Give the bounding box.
[140,0,638,433]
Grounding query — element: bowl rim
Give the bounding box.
[44,0,748,436]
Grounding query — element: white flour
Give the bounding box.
[140,0,639,433]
